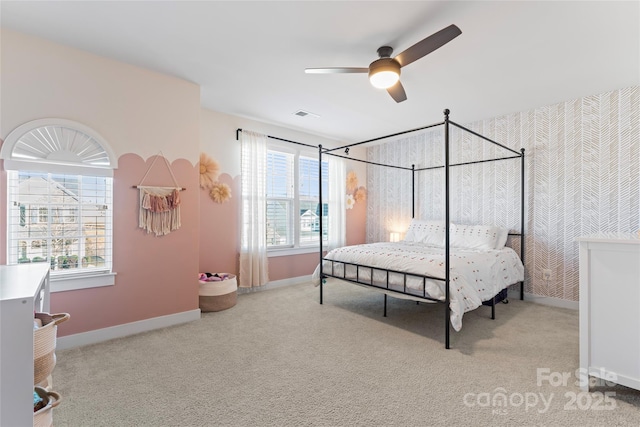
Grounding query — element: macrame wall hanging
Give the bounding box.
[134,152,185,237]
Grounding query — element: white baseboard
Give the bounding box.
[57,309,201,350]
[237,275,311,294]
[508,288,578,310]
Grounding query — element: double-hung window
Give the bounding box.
[1,119,117,291]
[7,172,112,271]
[265,144,328,253]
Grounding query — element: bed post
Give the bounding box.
[520,148,525,301]
[319,144,324,305]
[412,164,416,219]
[444,109,451,350]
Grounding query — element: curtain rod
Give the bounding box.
[236,128,413,169]
[235,128,316,149]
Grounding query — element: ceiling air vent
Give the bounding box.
[293,109,320,118]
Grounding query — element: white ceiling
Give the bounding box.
[1,1,638,143]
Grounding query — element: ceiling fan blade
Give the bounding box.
[305,67,368,74]
[394,24,462,68]
[387,81,407,103]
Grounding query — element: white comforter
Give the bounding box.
[312,242,524,331]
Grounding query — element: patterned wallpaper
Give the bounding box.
[367,86,639,301]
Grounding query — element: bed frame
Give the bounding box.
[317,109,525,349]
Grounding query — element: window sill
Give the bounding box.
[267,246,324,258]
[51,271,117,293]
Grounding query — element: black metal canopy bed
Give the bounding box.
[313,109,526,349]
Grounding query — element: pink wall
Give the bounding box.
[0,151,200,337]
[51,154,200,336]
[199,173,240,275]
[1,30,201,338]
[346,199,367,245]
[268,199,367,280]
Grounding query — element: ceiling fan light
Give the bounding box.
[369,70,399,89]
[368,59,401,89]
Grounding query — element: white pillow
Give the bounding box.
[450,224,500,250]
[494,227,509,250]
[403,219,446,246]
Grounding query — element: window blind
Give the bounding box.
[7,171,113,274]
[266,151,294,247]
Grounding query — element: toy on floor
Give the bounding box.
[199,272,232,282]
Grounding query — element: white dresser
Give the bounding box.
[578,234,640,392]
[0,263,51,426]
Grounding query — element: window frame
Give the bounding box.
[1,119,118,292]
[266,142,328,257]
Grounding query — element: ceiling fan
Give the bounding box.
[305,24,462,103]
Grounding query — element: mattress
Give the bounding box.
[312,241,524,331]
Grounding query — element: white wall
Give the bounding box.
[366,86,640,302]
[0,29,200,163]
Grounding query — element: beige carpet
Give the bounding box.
[52,282,640,426]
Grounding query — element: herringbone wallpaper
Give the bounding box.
[366,86,639,301]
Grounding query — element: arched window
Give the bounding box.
[1,119,117,291]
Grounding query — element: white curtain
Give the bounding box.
[239,130,269,287]
[327,155,346,250]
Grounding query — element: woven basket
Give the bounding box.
[199,275,237,312]
[33,386,61,427]
[34,313,70,386]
